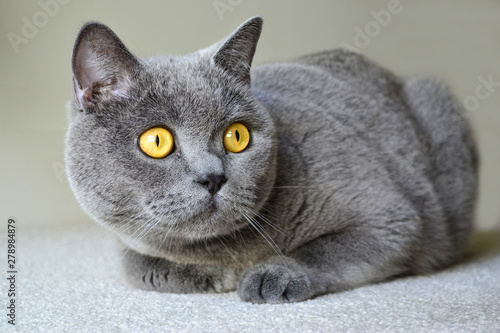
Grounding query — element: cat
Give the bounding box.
[65,17,478,303]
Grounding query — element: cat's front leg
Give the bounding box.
[122,247,238,293]
[238,228,415,303]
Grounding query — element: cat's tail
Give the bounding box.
[401,78,478,257]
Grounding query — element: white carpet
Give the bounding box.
[1,227,499,332]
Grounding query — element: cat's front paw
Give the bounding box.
[237,264,312,303]
[122,247,237,294]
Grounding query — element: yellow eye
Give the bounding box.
[224,123,250,153]
[138,127,174,158]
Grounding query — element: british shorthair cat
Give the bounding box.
[65,17,477,303]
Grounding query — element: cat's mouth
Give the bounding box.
[207,198,218,214]
[186,196,253,239]
[190,194,232,224]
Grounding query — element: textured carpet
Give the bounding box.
[1,227,499,332]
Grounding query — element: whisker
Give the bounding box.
[242,212,288,268]
[245,207,291,239]
[116,212,161,261]
[257,205,280,219]
[112,210,149,236]
[90,210,150,266]
[218,236,238,263]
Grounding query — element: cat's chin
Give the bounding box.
[180,201,250,240]
[131,197,251,242]
[118,210,249,254]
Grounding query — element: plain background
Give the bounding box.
[0,0,499,231]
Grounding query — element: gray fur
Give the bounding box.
[65,17,478,303]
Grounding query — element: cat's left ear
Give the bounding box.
[212,16,263,84]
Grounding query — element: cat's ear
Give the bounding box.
[71,22,138,111]
[212,16,263,84]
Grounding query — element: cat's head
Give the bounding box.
[65,17,277,249]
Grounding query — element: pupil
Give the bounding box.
[156,135,160,147]
[235,130,240,142]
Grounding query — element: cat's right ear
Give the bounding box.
[71,22,138,111]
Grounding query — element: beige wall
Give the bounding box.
[1,0,499,230]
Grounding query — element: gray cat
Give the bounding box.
[65,17,478,303]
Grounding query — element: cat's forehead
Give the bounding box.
[143,56,224,92]
[129,57,250,127]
